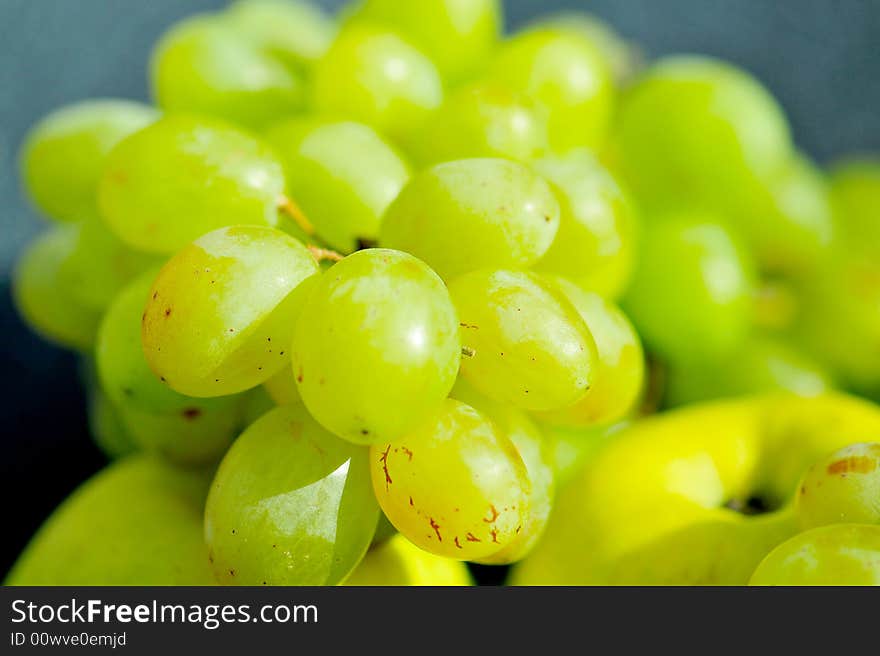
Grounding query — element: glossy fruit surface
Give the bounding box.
[370,399,531,562]
[293,249,460,443]
[142,226,318,397]
[796,443,880,529]
[205,405,378,585]
[750,524,880,586]
[380,159,560,280]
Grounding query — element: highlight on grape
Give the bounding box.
[7,0,880,587]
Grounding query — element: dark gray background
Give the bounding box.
[1,0,878,575]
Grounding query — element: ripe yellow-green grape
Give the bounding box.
[796,443,880,529]
[86,389,140,460]
[450,379,555,563]
[622,211,756,365]
[266,117,411,253]
[19,99,158,223]
[750,524,880,586]
[380,159,560,280]
[406,83,550,167]
[450,269,597,412]
[150,15,304,129]
[512,393,880,585]
[532,149,638,301]
[345,534,473,586]
[536,278,644,428]
[143,226,319,397]
[223,0,336,72]
[487,26,613,152]
[98,114,290,254]
[292,249,460,444]
[6,456,216,585]
[12,225,102,351]
[664,336,834,407]
[370,399,530,562]
[346,0,501,84]
[205,405,378,585]
[616,56,793,222]
[538,12,643,86]
[311,23,443,145]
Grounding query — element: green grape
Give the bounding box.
[486,26,613,152]
[537,278,644,428]
[143,226,318,397]
[117,400,240,466]
[345,534,473,586]
[370,399,530,561]
[532,149,638,301]
[451,269,597,412]
[19,99,158,223]
[292,248,460,444]
[830,158,880,247]
[796,443,880,529]
[665,336,834,407]
[6,456,215,585]
[539,12,643,86]
[87,389,140,460]
[347,0,500,84]
[266,118,410,253]
[98,114,290,254]
[749,524,880,586]
[150,15,303,129]
[205,405,378,585]
[616,56,793,221]
[224,0,336,71]
[12,225,101,351]
[311,23,443,144]
[622,211,756,364]
[406,83,550,167]
[263,366,303,407]
[59,217,159,312]
[450,380,555,563]
[371,512,398,547]
[757,154,834,276]
[380,158,560,280]
[240,385,277,427]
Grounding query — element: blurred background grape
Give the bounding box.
[0,0,878,576]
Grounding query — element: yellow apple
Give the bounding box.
[512,393,880,585]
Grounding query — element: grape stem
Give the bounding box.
[278,195,315,235]
[307,245,344,263]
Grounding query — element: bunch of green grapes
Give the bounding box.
[11,0,880,588]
